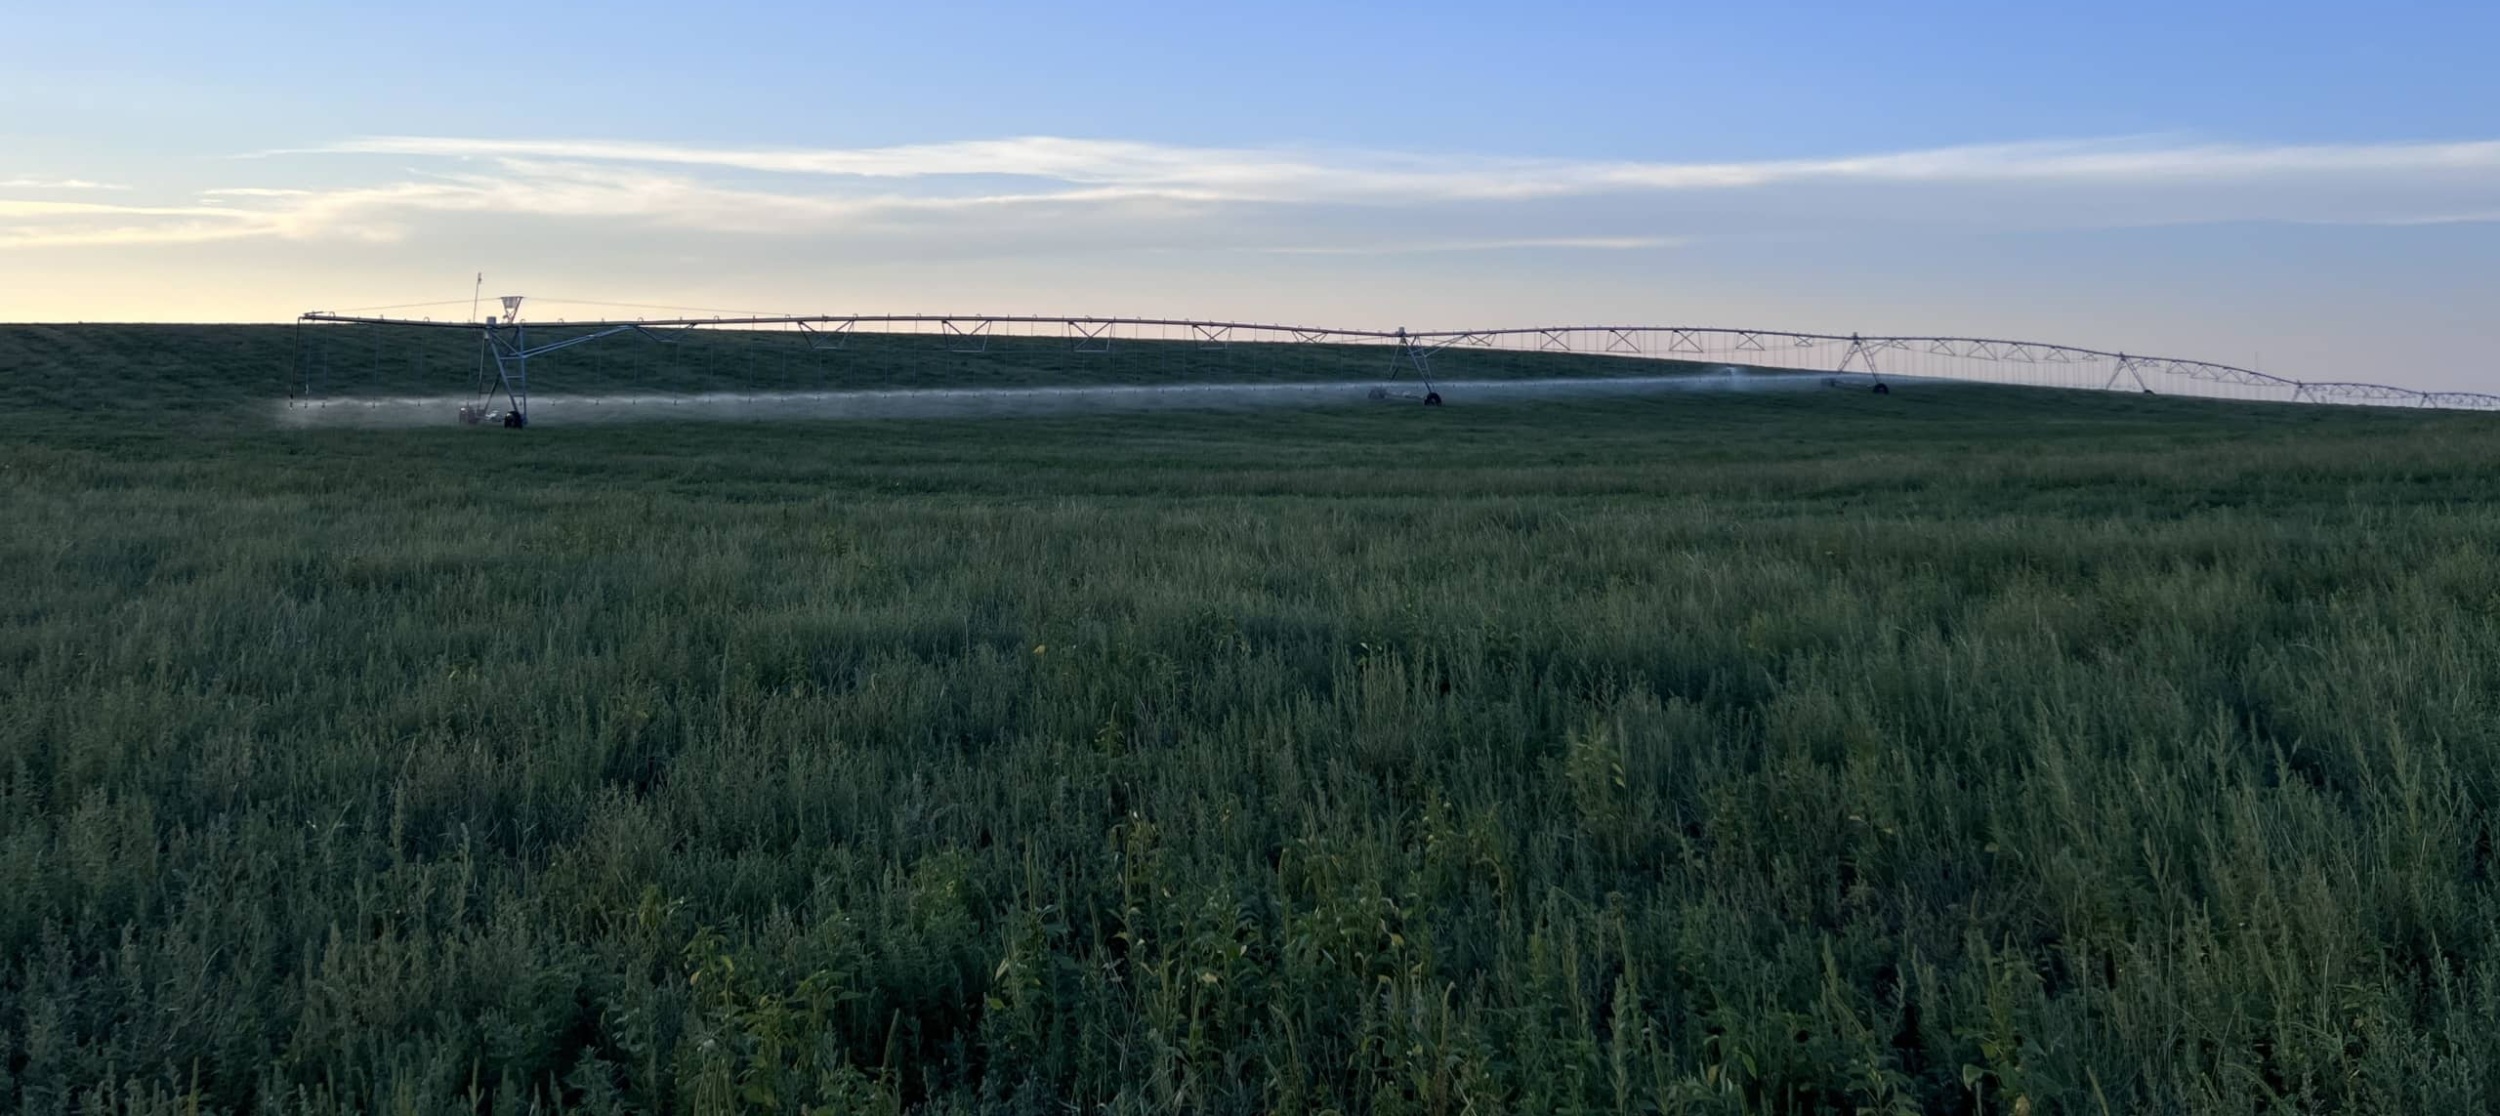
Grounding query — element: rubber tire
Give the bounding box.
[503,411,527,428]
[1424,392,1443,406]
[1871,383,1890,395]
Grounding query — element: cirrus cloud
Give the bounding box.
[316,133,2500,201]
[4,133,2498,251]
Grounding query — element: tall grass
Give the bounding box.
[5,326,2500,1112]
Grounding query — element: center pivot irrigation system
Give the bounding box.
[293,297,2500,426]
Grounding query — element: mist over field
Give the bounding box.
[272,371,1836,428]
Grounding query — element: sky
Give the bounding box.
[3,0,2495,388]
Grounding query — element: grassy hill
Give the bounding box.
[7,325,2500,1112]
[1,322,1743,428]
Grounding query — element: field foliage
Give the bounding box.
[7,326,2500,1113]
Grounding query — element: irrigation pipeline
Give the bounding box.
[293,312,2500,412]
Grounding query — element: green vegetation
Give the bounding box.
[277,321,1734,403]
[8,325,2500,1113]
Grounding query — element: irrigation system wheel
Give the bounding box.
[1424,392,1443,406]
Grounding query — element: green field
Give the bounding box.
[9,325,2500,1113]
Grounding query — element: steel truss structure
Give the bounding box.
[293,310,2500,422]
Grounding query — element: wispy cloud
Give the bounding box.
[2329,210,2500,227]
[321,134,2500,202]
[1259,236,1684,255]
[0,160,1206,248]
[8,134,2500,251]
[0,198,272,247]
[0,177,129,190]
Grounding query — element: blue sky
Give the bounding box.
[4,1,2495,388]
